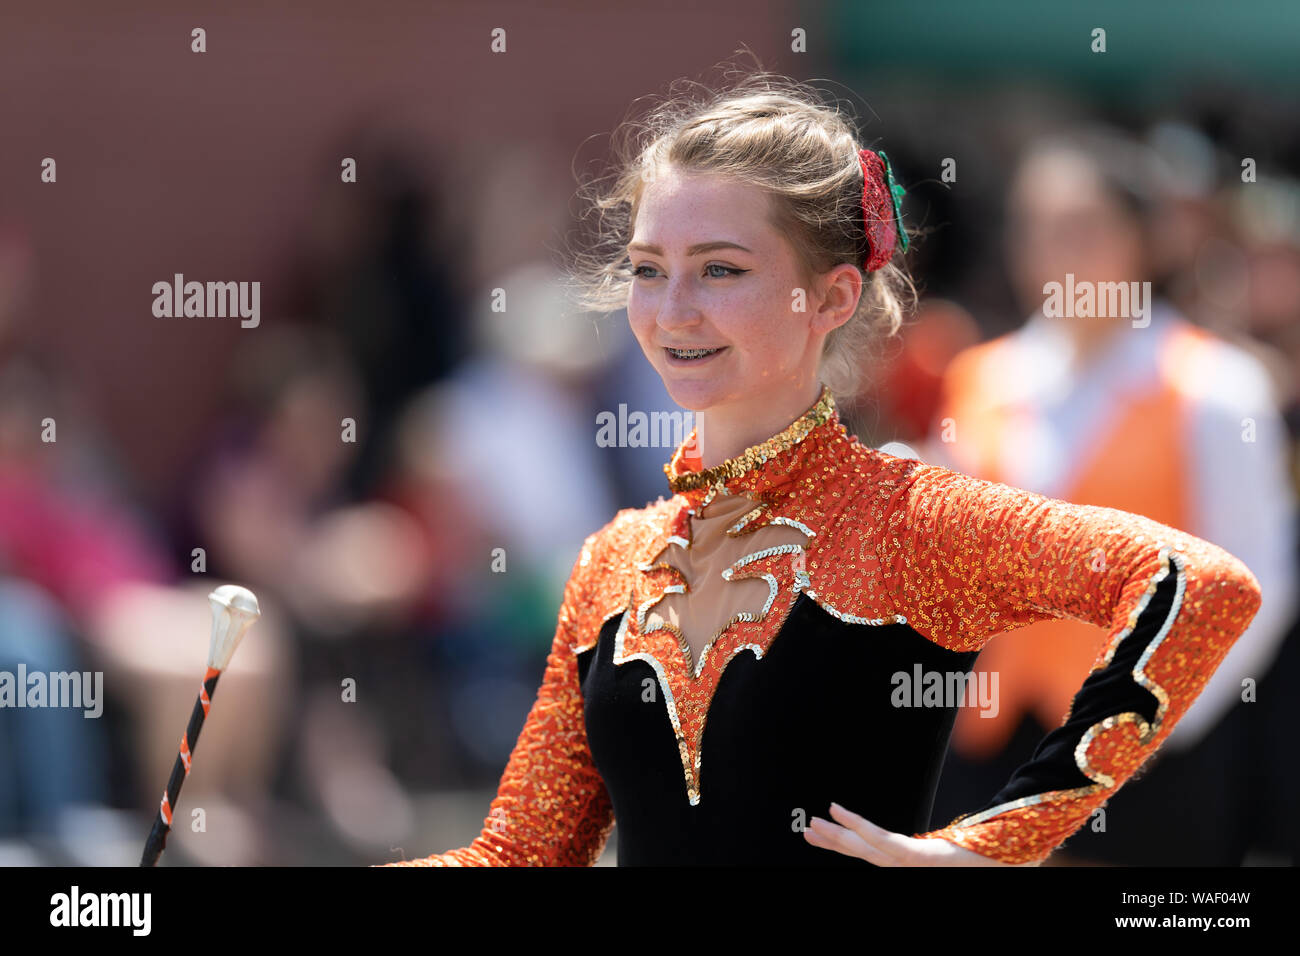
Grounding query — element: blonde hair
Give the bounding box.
[564,66,917,401]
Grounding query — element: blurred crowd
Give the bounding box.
[1,89,1297,865]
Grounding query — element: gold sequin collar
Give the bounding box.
[663,383,839,497]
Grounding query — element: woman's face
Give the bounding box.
[625,165,853,412]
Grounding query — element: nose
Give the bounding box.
[655,276,704,334]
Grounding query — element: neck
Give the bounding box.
[693,379,824,469]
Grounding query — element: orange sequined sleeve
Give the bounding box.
[877,462,1263,865]
[381,537,616,866]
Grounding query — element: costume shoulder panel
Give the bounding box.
[786,441,924,629]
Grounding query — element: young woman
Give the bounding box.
[383,73,1262,866]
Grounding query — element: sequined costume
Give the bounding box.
[385,384,1262,866]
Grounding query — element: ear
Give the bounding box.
[809,262,863,336]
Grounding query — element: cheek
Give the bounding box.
[716,277,791,338]
[626,299,659,354]
[625,288,651,331]
[723,310,798,362]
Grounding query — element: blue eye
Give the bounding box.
[705,264,745,278]
[631,264,658,278]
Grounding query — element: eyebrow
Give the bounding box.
[626,240,753,257]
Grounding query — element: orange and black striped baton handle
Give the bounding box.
[140,666,222,866]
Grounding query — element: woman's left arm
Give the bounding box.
[812,460,1263,866]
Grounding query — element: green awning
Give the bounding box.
[831,0,1300,94]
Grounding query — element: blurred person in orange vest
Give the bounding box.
[922,127,1298,864]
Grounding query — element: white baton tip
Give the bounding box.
[207,585,262,671]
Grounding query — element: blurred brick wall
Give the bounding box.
[0,0,802,500]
